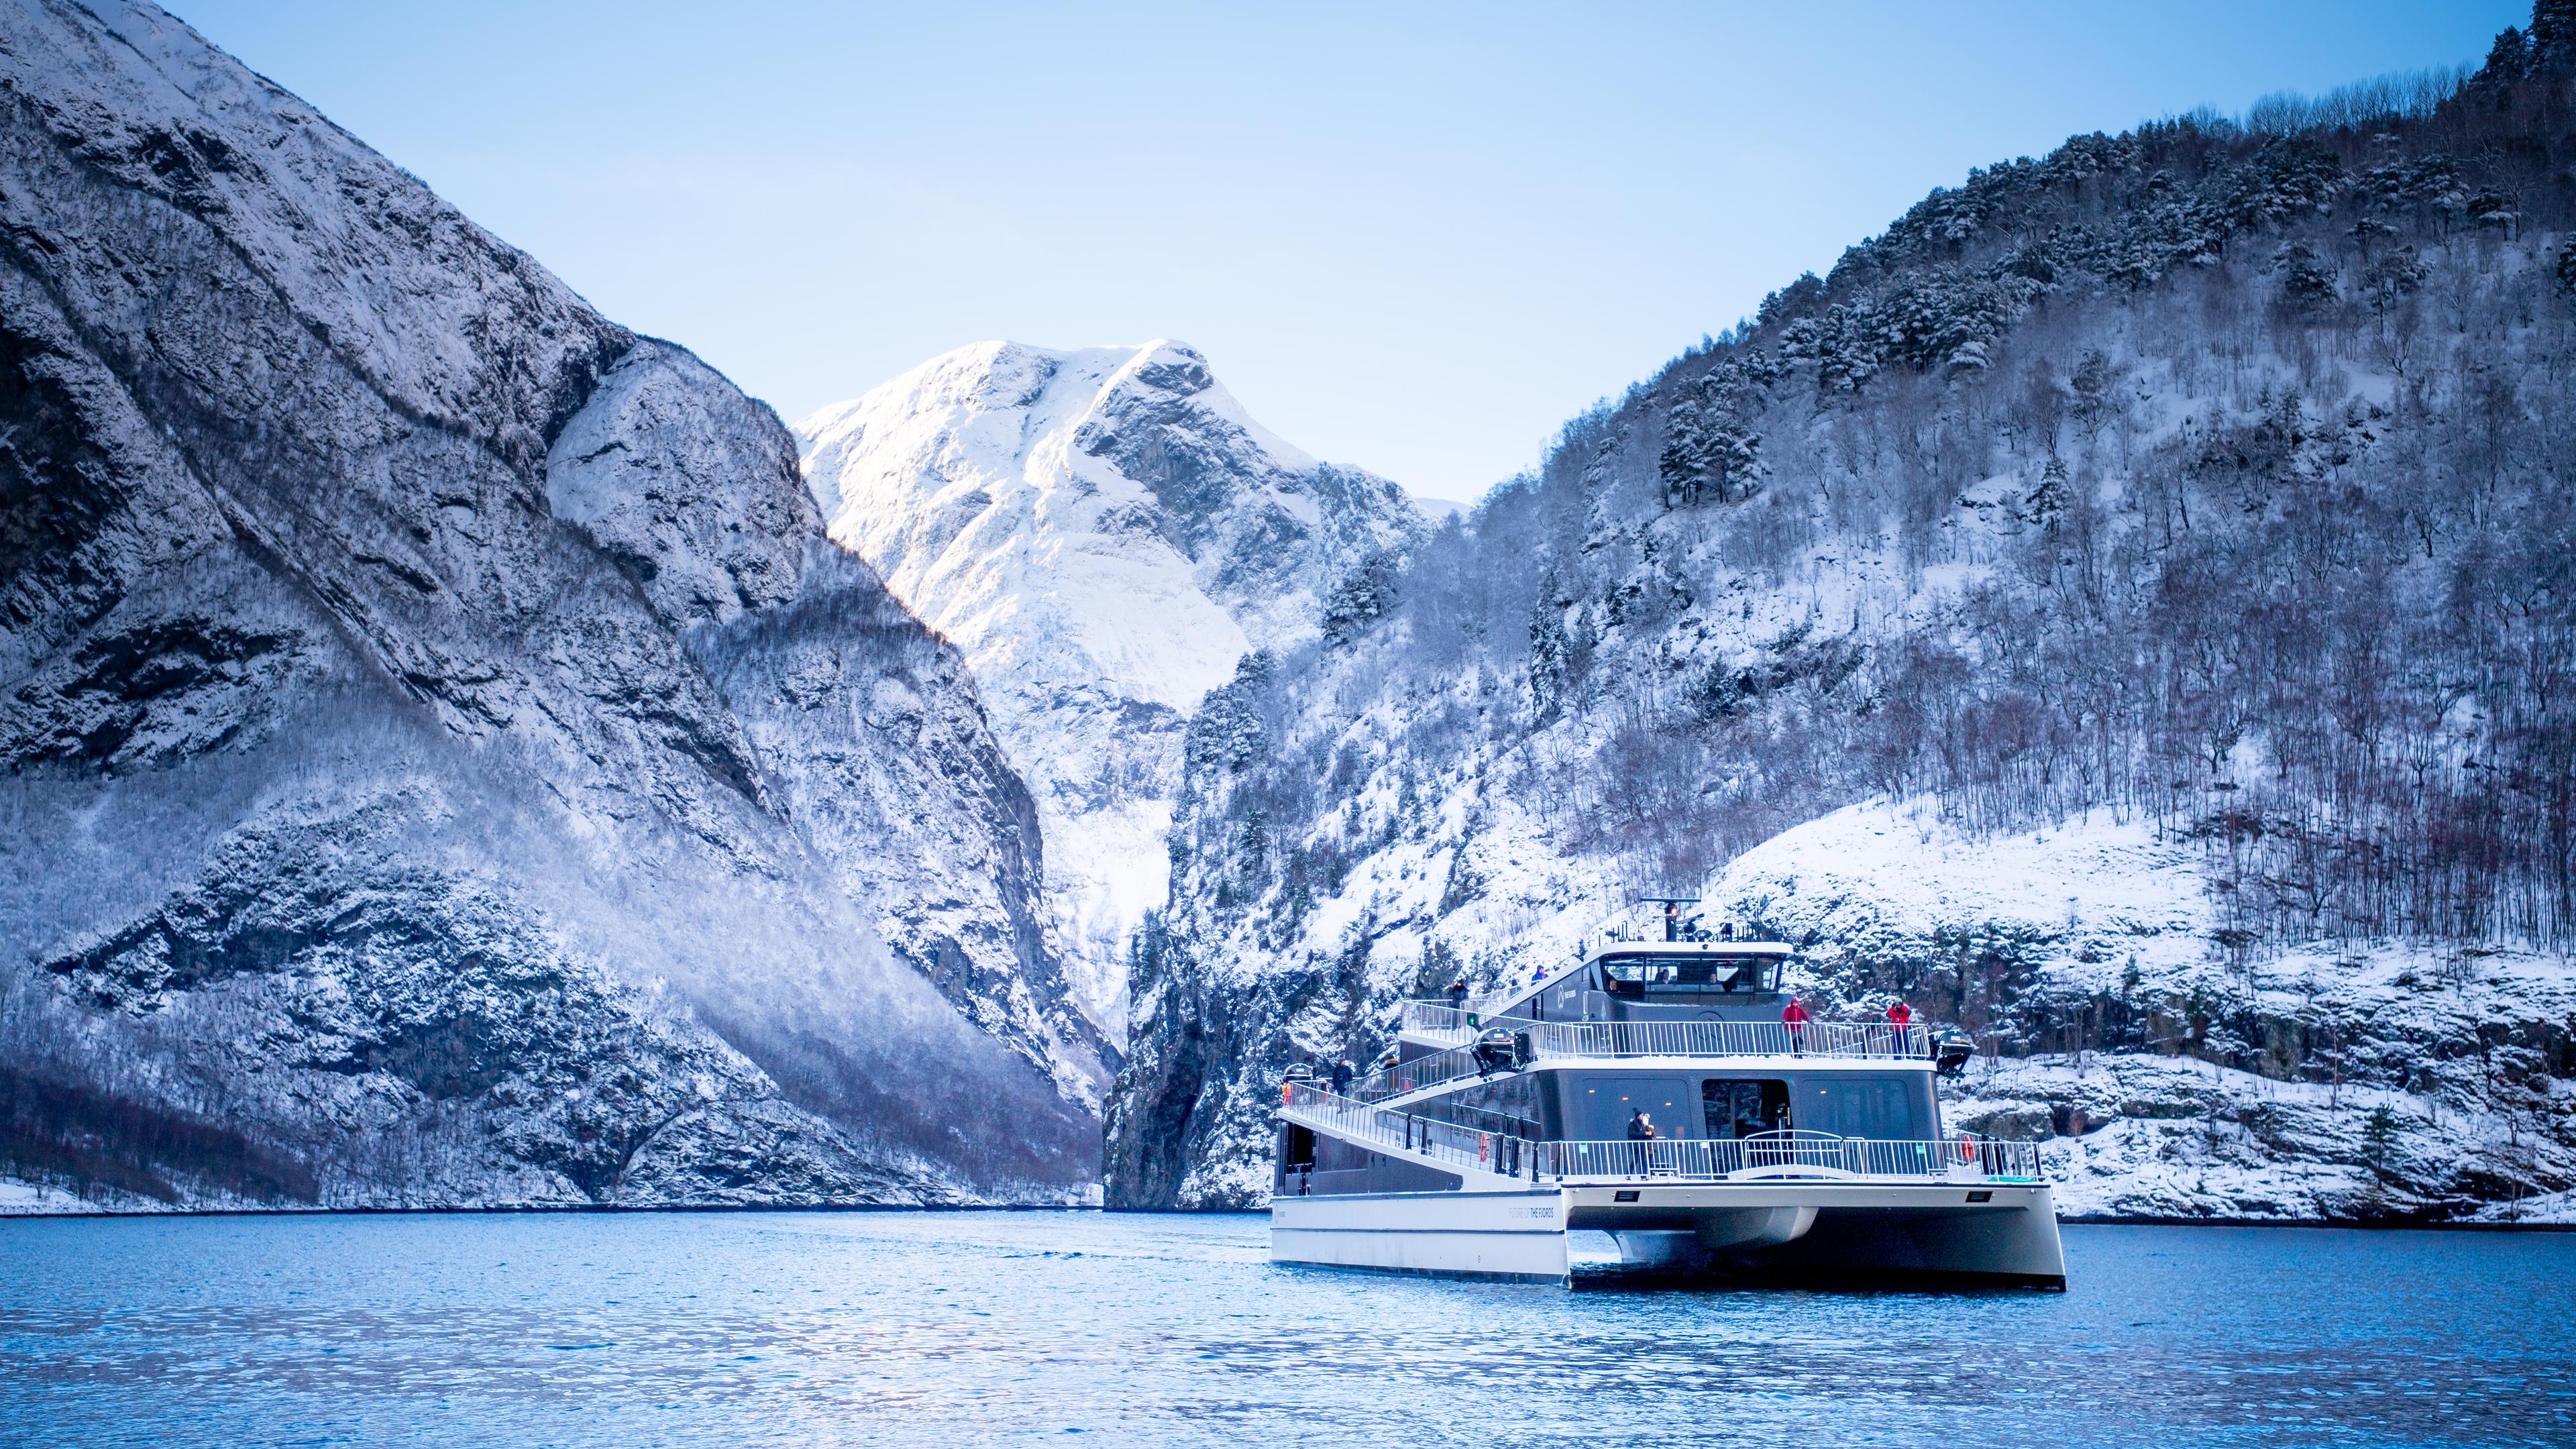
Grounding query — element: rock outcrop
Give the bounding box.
[0,0,1102,1210]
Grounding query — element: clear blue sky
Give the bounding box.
[172,1,2523,503]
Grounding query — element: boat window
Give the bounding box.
[1572,1075,1695,1140]
[1796,1077,1927,1139]
[1701,1079,1790,1139]
[1598,954,1780,995]
[1444,1073,1544,1136]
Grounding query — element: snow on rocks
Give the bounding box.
[0,1,1102,1212]
[1707,800,2576,1222]
[796,341,1423,1035]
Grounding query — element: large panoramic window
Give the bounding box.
[1598,953,1780,998]
[1796,1078,1927,1140]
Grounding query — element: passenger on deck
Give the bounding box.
[1783,996,1810,1055]
[1330,1059,1354,1093]
[1627,1110,1658,1141]
[1446,979,1469,1010]
[1886,1000,1913,1051]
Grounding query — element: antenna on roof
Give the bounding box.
[1638,895,1703,943]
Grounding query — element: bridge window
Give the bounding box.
[1599,954,1780,998]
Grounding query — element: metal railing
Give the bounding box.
[1342,1038,1491,1106]
[1400,1001,1485,1040]
[1545,1132,2041,1182]
[1528,1017,1928,1061]
[1400,1002,1928,1061]
[1365,1005,1931,1108]
[1281,1086,2043,1187]
[1282,1083,1539,1181]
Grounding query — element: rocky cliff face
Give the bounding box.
[1109,42,2576,1216]
[0,0,1103,1210]
[795,341,1423,1036]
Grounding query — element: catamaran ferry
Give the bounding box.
[1269,911,2065,1287]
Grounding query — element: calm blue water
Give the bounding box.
[1,1212,2568,1448]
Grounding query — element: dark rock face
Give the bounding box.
[0,0,1102,1209]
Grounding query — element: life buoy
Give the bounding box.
[1479,1132,1491,1163]
[1956,1134,1978,1165]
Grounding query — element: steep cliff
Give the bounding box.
[1110,38,2576,1216]
[0,0,1102,1210]
[796,341,1422,1035]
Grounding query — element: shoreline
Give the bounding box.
[3,1199,2570,1231]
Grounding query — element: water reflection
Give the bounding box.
[0,1212,2567,1447]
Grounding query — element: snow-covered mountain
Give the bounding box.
[795,342,1424,1033]
[1109,27,2576,1218]
[0,0,1103,1211]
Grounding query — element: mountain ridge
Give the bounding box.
[796,338,1424,1034]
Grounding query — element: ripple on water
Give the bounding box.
[0,1213,2569,1448]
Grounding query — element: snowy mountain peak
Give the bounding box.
[796,340,1424,1033]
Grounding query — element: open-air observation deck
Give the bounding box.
[1343,1002,1935,1112]
[1399,1000,1929,1059]
[1275,1082,2042,1194]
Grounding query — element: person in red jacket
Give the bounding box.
[1887,1000,1913,1055]
[1782,996,1809,1056]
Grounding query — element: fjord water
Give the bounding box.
[1,1214,2567,1448]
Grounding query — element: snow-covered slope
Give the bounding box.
[796,341,1423,1032]
[1108,42,2576,1216]
[1705,802,2575,1222]
[0,0,1103,1212]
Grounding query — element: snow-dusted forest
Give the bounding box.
[1110,17,2576,1219]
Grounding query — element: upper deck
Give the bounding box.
[1365,928,1949,1112]
[1399,1001,1928,1064]
[1464,935,1801,1026]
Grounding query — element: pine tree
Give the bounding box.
[2019,457,2070,531]
[2534,0,2576,68]
[2481,25,2534,82]
[2273,242,2341,312]
[1658,394,1764,506]
[2359,1105,2401,1179]
[1657,398,1710,505]
[2557,237,2576,295]
[1527,572,1572,718]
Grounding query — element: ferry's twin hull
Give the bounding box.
[1269,1179,2065,1287]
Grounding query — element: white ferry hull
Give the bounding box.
[1269,1187,1570,1281]
[1268,1180,2063,1288]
